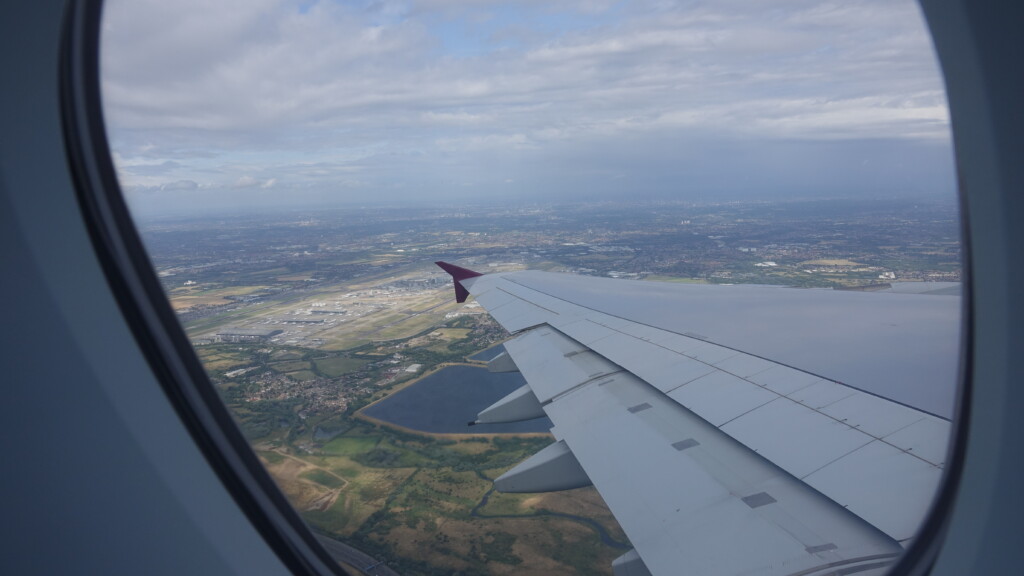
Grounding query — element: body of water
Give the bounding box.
[362,364,552,434]
[468,344,507,362]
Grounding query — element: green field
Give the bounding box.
[301,468,346,489]
[185,269,627,575]
[323,435,381,457]
[288,370,318,382]
[276,425,624,576]
[196,346,252,371]
[271,360,311,372]
[314,356,369,377]
[372,314,445,341]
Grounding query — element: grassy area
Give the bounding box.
[373,314,444,341]
[258,450,285,465]
[478,492,533,516]
[323,435,381,457]
[449,439,493,455]
[320,336,372,352]
[301,465,417,536]
[433,328,471,340]
[301,468,346,489]
[168,284,270,310]
[271,360,311,372]
[288,370,319,382]
[196,347,252,371]
[181,269,626,575]
[314,356,368,377]
[260,422,626,575]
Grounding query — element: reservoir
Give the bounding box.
[468,344,506,362]
[362,364,552,434]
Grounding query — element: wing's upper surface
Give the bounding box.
[439,264,956,576]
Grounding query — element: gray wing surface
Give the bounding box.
[439,265,955,576]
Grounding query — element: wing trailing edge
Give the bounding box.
[494,439,593,493]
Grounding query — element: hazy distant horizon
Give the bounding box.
[127,193,960,226]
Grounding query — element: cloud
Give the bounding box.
[100,0,954,208]
[421,111,492,125]
[232,175,278,189]
[159,179,200,191]
[232,175,260,188]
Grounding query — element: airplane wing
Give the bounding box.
[437,262,956,576]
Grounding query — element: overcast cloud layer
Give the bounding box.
[100,0,955,214]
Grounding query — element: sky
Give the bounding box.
[100,0,956,215]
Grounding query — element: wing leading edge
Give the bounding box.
[436,263,952,576]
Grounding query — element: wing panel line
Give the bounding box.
[496,274,951,421]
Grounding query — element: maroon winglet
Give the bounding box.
[435,261,483,303]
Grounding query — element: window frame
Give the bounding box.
[60,1,351,574]
[58,1,975,574]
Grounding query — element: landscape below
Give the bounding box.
[143,199,960,576]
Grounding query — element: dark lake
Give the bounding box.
[468,344,507,362]
[362,364,552,434]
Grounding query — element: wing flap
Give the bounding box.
[542,358,903,576]
[502,325,622,403]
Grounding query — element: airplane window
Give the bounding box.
[99,1,959,575]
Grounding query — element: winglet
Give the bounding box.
[435,261,483,303]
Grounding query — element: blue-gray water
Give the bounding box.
[468,344,506,362]
[363,364,552,434]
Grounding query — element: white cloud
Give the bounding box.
[233,175,277,189]
[100,0,954,207]
[159,179,200,191]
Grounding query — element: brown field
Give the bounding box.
[449,441,494,455]
[168,294,232,310]
[167,284,270,311]
[260,454,336,511]
[265,449,417,537]
[377,515,618,575]
[195,348,251,371]
[419,469,491,506]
